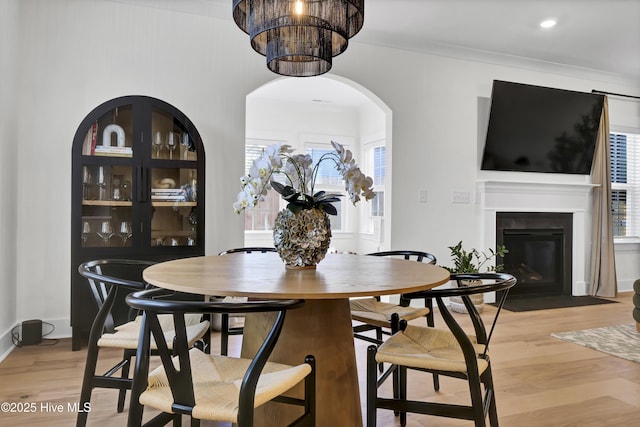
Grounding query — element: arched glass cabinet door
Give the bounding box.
[70,96,205,350]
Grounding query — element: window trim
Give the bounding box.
[610,129,640,241]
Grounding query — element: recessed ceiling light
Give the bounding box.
[540,18,557,29]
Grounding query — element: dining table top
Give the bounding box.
[142,252,450,299]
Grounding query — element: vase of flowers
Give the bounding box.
[234,141,374,268]
[443,241,508,313]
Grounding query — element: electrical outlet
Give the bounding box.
[418,189,427,203]
[452,191,470,204]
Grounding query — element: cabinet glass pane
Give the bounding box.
[151,109,198,161]
[81,105,134,158]
[150,167,198,247]
[81,164,134,248]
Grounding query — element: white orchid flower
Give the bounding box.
[250,156,273,180]
[233,190,252,213]
[233,140,375,213]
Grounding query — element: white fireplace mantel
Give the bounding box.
[476,180,597,296]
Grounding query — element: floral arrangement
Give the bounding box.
[443,240,509,273]
[233,141,375,215]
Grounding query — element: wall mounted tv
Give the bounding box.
[481,80,605,174]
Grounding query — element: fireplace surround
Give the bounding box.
[478,179,596,298]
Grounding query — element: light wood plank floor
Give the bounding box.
[1,292,638,426]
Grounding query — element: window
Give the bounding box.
[361,143,386,234]
[242,142,348,232]
[371,145,385,217]
[307,147,345,231]
[610,132,640,238]
[243,143,281,231]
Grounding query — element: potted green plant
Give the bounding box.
[442,241,508,313]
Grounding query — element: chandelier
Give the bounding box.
[232,0,365,77]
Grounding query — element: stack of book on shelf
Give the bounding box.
[93,145,133,157]
[151,188,186,202]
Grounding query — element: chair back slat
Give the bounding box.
[144,310,196,414]
[434,295,483,379]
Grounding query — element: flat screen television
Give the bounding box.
[481,80,605,174]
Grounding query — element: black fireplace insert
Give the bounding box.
[497,212,572,297]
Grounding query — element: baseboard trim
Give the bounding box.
[617,279,634,293]
[0,323,18,363]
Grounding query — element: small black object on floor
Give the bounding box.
[495,295,618,312]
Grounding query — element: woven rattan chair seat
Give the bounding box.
[140,348,312,423]
[97,313,209,350]
[375,324,487,374]
[350,297,430,328]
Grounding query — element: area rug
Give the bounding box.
[498,295,617,312]
[551,324,640,364]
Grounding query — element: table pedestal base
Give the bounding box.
[242,299,362,426]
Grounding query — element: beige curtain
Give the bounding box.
[589,97,618,297]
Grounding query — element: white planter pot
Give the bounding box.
[449,279,484,313]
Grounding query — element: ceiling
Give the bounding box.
[109,0,640,106]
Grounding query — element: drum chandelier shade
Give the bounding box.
[232,0,365,77]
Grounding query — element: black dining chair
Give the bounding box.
[351,250,438,345]
[217,247,277,355]
[366,272,517,427]
[76,259,210,427]
[126,287,316,427]
[350,250,439,409]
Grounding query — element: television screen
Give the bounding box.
[481,80,605,174]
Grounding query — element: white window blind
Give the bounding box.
[372,146,385,217]
[308,148,342,186]
[610,132,640,238]
[373,146,386,187]
[307,147,344,230]
[244,144,280,231]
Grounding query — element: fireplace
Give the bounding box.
[477,180,594,297]
[497,212,573,297]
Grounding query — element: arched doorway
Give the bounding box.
[242,76,391,254]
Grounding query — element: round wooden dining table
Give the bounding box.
[142,252,450,426]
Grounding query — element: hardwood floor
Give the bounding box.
[1,292,638,426]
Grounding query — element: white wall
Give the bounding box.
[2,0,639,358]
[11,0,269,349]
[0,0,19,359]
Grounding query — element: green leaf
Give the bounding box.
[319,203,338,215]
[271,181,295,197]
[287,203,304,214]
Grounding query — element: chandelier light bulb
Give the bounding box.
[540,18,557,29]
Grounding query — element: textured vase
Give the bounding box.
[273,208,332,269]
[449,279,485,313]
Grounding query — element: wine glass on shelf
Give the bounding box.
[82,166,92,200]
[153,131,164,159]
[166,132,177,160]
[96,166,107,201]
[81,221,91,246]
[96,220,113,246]
[118,221,132,246]
[181,132,191,160]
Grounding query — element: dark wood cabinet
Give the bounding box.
[71,96,205,350]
